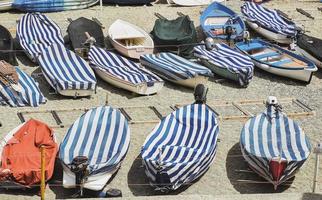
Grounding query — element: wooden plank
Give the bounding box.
[232,102,254,117]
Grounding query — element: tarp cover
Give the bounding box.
[0,25,17,66]
[151,15,197,58]
[297,34,322,62]
[0,119,58,186]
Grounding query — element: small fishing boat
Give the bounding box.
[295,34,322,68]
[167,0,223,6]
[200,2,245,41]
[142,85,219,191]
[0,25,17,65]
[102,0,152,5]
[235,39,317,83]
[0,61,46,107]
[12,0,98,12]
[108,19,154,59]
[59,106,130,192]
[89,46,163,95]
[0,119,58,188]
[240,96,311,189]
[17,13,64,62]
[38,43,96,97]
[241,2,298,44]
[194,43,254,87]
[140,52,213,88]
[0,1,12,11]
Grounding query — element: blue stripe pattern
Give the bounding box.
[0,67,46,107]
[59,106,130,175]
[194,44,254,86]
[88,46,162,85]
[241,2,297,37]
[38,43,96,92]
[140,53,213,81]
[141,104,219,190]
[17,13,64,61]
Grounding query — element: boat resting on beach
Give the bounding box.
[295,34,322,68]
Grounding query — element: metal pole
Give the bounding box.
[313,143,322,193]
[40,146,46,200]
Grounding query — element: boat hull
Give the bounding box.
[0,1,12,11]
[294,46,322,68]
[110,39,154,59]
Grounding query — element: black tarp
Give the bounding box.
[297,33,322,61]
[151,15,197,58]
[0,25,17,66]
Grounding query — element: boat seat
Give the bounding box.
[254,52,280,60]
[271,59,293,66]
[239,43,265,51]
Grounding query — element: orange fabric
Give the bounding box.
[0,119,58,186]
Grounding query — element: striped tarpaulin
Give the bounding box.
[88,46,163,85]
[59,106,130,175]
[140,53,213,81]
[12,0,98,12]
[241,2,297,36]
[16,12,64,61]
[194,44,254,87]
[141,104,219,190]
[0,67,46,107]
[38,43,96,92]
[240,105,311,185]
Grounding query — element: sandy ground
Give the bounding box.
[0,0,322,199]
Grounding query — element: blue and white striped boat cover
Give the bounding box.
[88,46,163,85]
[38,43,96,92]
[0,67,46,107]
[194,44,254,86]
[140,53,213,81]
[141,104,219,190]
[59,106,130,175]
[17,13,64,61]
[241,2,297,37]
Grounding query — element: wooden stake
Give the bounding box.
[40,146,46,200]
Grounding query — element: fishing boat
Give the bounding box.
[0,1,12,11]
[0,119,58,188]
[38,43,96,97]
[12,0,98,12]
[194,43,254,87]
[295,34,322,68]
[141,85,219,191]
[200,2,245,41]
[16,13,64,62]
[59,106,130,192]
[0,61,46,107]
[167,0,223,6]
[0,25,17,65]
[241,2,298,44]
[108,19,154,59]
[240,96,311,189]
[140,52,213,88]
[102,0,152,5]
[235,39,317,83]
[89,46,163,95]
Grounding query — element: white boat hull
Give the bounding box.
[57,89,94,97]
[110,39,154,59]
[0,1,12,11]
[170,75,209,88]
[95,68,163,95]
[294,46,322,68]
[246,21,293,44]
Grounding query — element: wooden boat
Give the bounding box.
[240,96,311,189]
[167,0,223,6]
[0,1,12,11]
[0,119,58,188]
[59,106,130,192]
[295,34,322,68]
[200,2,245,41]
[108,19,154,59]
[235,39,317,83]
[241,2,298,44]
[140,52,213,88]
[88,46,164,95]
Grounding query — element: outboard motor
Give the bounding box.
[225,26,233,44]
[70,156,89,197]
[205,37,215,51]
[194,84,208,104]
[243,31,250,44]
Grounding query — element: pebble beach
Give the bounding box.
[1,0,322,199]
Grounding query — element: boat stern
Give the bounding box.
[269,157,287,190]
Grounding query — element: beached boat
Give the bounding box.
[167,0,223,6]
[142,98,219,191]
[200,2,245,41]
[59,106,130,191]
[140,52,213,88]
[0,1,12,11]
[16,13,64,62]
[240,96,311,189]
[102,0,152,5]
[0,61,46,107]
[241,2,298,44]
[12,0,98,12]
[89,46,163,95]
[0,25,17,66]
[0,119,58,188]
[235,39,317,83]
[295,34,322,68]
[108,19,154,59]
[194,43,254,87]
